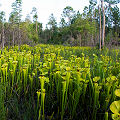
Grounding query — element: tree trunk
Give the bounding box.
[0,33,1,43]
[36,18,38,33]
[91,34,94,46]
[2,23,5,49]
[98,5,101,50]
[12,29,15,46]
[18,23,21,46]
[91,8,95,46]
[77,34,81,47]
[101,0,105,48]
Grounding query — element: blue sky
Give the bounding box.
[0,0,120,28]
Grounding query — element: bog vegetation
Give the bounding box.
[0,44,120,120]
[0,0,120,119]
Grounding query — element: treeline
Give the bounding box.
[0,0,120,48]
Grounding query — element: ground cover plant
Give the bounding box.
[0,44,120,120]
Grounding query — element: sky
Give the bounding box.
[0,0,90,28]
[0,0,120,29]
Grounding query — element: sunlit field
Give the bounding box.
[0,44,120,120]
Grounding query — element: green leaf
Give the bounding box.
[112,114,120,120]
[110,100,120,115]
[115,89,120,97]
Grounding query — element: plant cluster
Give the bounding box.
[0,44,120,120]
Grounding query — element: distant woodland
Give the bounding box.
[0,0,120,49]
